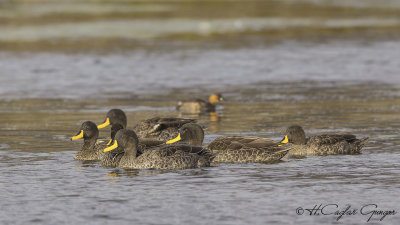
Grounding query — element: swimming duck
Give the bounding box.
[166,123,289,163]
[100,123,166,167]
[177,93,223,114]
[71,121,105,160]
[101,123,125,167]
[104,129,216,169]
[97,108,127,132]
[133,117,196,142]
[279,125,369,156]
[97,109,195,142]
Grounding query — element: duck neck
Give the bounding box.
[123,143,138,159]
[82,137,97,151]
[293,138,307,145]
[188,137,203,147]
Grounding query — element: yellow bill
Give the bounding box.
[106,139,113,146]
[278,135,289,146]
[104,140,118,152]
[97,117,110,129]
[166,133,181,144]
[71,130,84,140]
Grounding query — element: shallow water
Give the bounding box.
[1,76,400,224]
[1,0,400,224]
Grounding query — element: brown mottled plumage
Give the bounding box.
[98,109,195,142]
[97,109,188,167]
[280,125,369,157]
[101,124,165,167]
[206,136,289,163]
[166,123,289,163]
[133,117,196,141]
[105,129,215,169]
[71,121,105,160]
[177,93,223,114]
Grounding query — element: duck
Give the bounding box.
[71,121,105,160]
[104,129,216,169]
[100,123,125,167]
[100,123,168,167]
[177,93,223,114]
[166,123,289,163]
[97,109,195,142]
[97,108,127,130]
[133,117,196,142]
[279,125,369,157]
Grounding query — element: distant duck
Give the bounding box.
[71,121,105,160]
[104,129,216,169]
[279,125,369,157]
[177,93,223,114]
[166,123,289,163]
[97,109,195,142]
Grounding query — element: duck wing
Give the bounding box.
[135,144,213,169]
[308,134,357,146]
[133,117,196,140]
[207,135,279,151]
[206,136,288,163]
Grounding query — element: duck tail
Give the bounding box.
[197,152,218,167]
[352,137,369,153]
[199,148,218,160]
[359,137,369,149]
[209,152,218,161]
[273,147,292,154]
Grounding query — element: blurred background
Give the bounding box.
[1,0,400,99]
[1,0,400,51]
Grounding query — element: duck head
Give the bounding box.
[71,121,99,141]
[104,129,139,156]
[105,123,124,146]
[279,125,306,145]
[166,123,204,146]
[98,109,127,129]
[209,93,223,105]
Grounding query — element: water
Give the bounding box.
[1,40,400,99]
[1,0,400,224]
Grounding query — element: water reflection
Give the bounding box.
[178,111,222,133]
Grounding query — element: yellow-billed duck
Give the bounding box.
[100,123,166,167]
[133,117,196,142]
[97,109,195,142]
[98,108,127,129]
[71,121,105,160]
[166,123,289,163]
[101,123,125,167]
[177,93,223,114]
[279,125,369,156]
[104,129,216,169]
